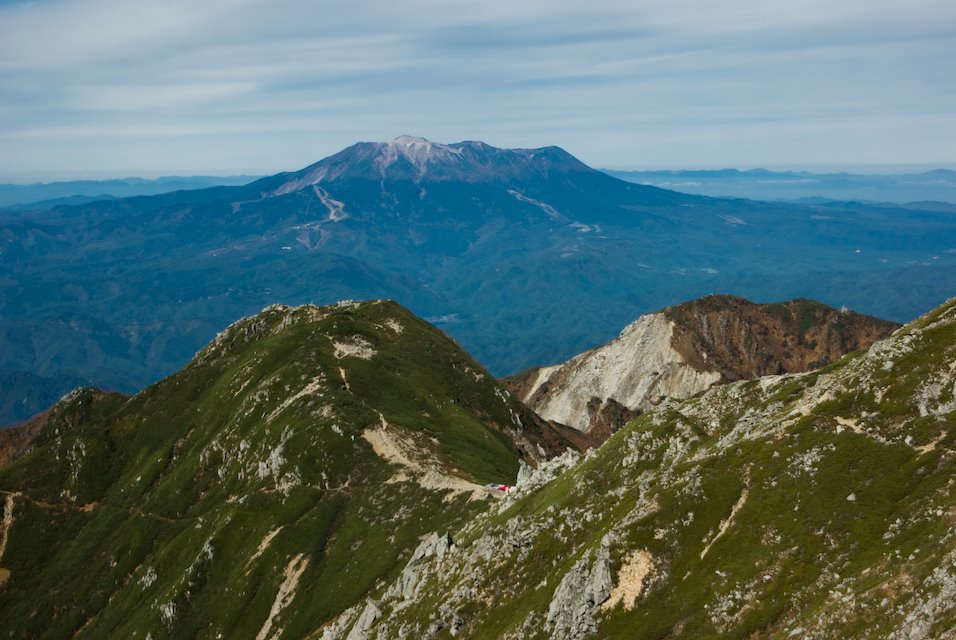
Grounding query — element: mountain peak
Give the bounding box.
[270,137,595,195]
[391,134,429,145]
[378,135,465,174]
[389,134,444,151]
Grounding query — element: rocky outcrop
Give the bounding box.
[345,600,381,640]
[342,533,457,640]
[0,388,120,469]
[509,312,722,433]
[385,532,456,602]
[546,544,614,640]
[507,295,897,436]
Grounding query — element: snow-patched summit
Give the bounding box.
[271,136,593,195]
[383,135,461,167]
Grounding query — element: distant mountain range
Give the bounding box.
[1,136,955,425]
[8,166,954,212]
[604,167,956,204]
[0,175,261,210]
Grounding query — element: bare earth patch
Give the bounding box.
[603,550,655,611]
[332,338,376,360]
[255,553,310,640]
[247,527,284,569]
[701,484,750,560]
[362,418,484,499]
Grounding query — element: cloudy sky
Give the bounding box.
[1,0,954,180]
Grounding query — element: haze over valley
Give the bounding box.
[2,136,955,425]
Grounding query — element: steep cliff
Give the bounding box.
[508,295,897,436]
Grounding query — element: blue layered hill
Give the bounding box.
[604,167,956,204]
[2,136,955,424]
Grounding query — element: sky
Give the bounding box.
[1,0,955,181]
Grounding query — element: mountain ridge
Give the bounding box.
[335,295,956,639]
[1,294,954,638]
[266,136,597,193]
[0,298,577,638]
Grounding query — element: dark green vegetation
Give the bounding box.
[0,300,568,638]
[357,297,956,639]
[3,138,956,424]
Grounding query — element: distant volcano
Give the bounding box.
[1,135,955,425]
[269,136,597,193]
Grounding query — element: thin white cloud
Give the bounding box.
[0,0,954,178]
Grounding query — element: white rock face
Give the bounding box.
[376,135,463,173]
[527,313,721,431]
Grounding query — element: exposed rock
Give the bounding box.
[889,548,956,640]
[316,605,363,640]
[333,337,377,360]
[346,599,382,640]
[602,550,655,611]
[666,295,897,381]
[503,448,580,510]
[546,545,613,639]
[385,533,456,602]
[512,312,722,432]
[0,388,120,469]
[584,396,642,442]
[507,295,897,437]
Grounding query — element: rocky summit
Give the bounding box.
[507,295,898,438]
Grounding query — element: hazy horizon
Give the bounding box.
[2,0,954,180]
[1,147,954,185]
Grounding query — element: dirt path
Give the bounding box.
[254,553,310,640]
[700,482,750,560]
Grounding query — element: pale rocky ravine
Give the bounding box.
[507,295,898,437]
[517,312,722,432]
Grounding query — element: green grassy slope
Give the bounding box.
[0,300,564,639]
[361,298,956,639]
